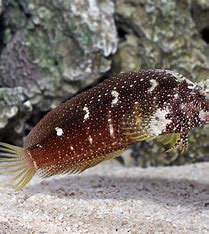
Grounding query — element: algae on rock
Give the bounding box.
[0,0,118,141]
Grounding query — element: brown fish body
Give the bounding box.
[1,69,209,189]
[24,70,180,173]
[24,72,143,173]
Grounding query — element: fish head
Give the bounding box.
[187,83,209,126]
[167,79,209,132]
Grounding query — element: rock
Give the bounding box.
[0,87,27,143]
[191,0,209,33]
[0,87,24,128]
[0,0,118,142]
[114,0,209,81]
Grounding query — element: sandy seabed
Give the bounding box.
[1,161,209,234]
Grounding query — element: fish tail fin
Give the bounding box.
[0,142,36,190]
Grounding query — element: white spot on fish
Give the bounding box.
[111,90,119,106]
[109,124,114,136]
[149,108,171,136]
[70,146,74,150]
[199,110,209,122]
[174,93,178,99]
[180,102,185,108]
[148,79,158,92]
[187,83,195,90]
[88,135,93,144]
[55,127,64,136]
[83,106,90,121]
[107,113,114,137]
[36,144,42,148]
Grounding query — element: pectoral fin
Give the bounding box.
[157,133,181,152]
[121,109,153,142]
[121,126,152,141]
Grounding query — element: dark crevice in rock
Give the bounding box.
[0,13,5,53]
[200,27,209,44]
[17,0,32,19]
[54,59,59,66]
[190,1,209,36]
[115,14,145,40]
[117,26,128,42]
[66,69,112,101]
[24,110,49,136]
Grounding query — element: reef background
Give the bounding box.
[1,0,209,167]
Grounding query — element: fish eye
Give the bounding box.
[194,85,202,91]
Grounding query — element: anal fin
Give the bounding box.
[39,148,126,178]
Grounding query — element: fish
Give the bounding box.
[1,69,209,190]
